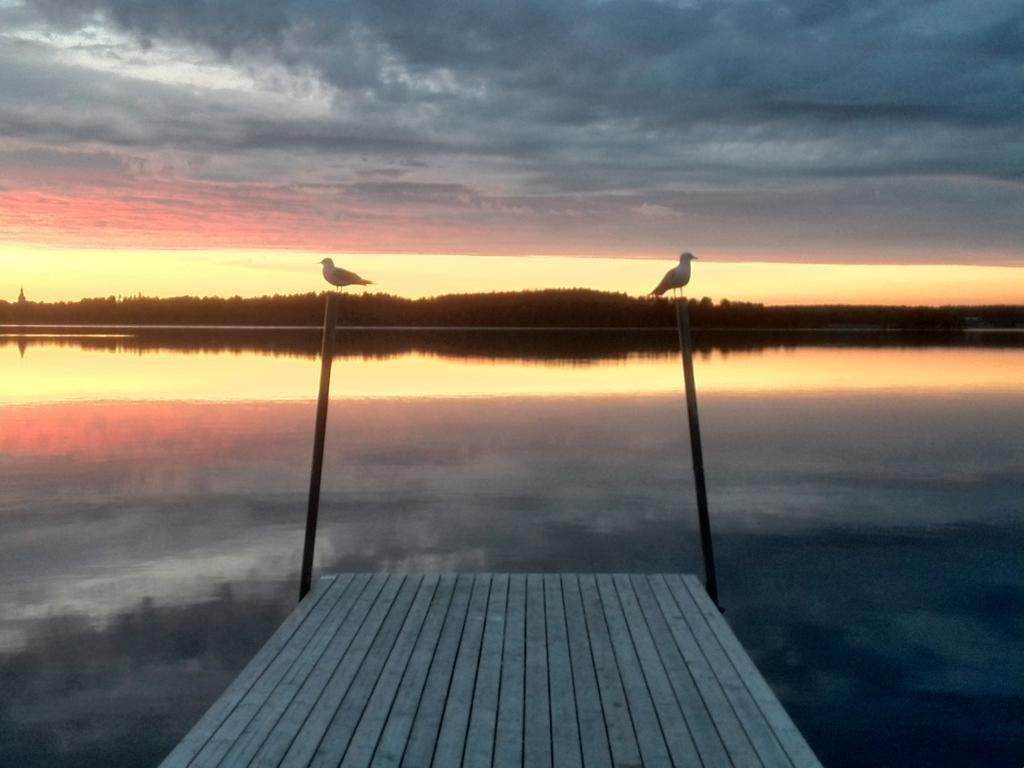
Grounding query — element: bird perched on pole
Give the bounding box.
[319,257,373,288]
[650,252,698,297]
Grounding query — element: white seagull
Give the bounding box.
[319,257,373,288]
[650,252,698,297]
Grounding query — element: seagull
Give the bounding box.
[319,257,373,288]
[650,252,698,297]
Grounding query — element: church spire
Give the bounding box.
[17,287,26,304]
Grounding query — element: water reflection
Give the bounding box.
[2,332,1022,403]
[1,586,290,768]
[2,325,1023,361]
[0,335,1021,766]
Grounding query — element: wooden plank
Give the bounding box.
[430,574,492,767]
[544,574,583,768]
[276,575,408,767]
[220,573,366,767]
[193,576,354,768]
[249,574,390,768]
[368,574,461,768]
[594,575,672,767]
[159,575,338,768]
[578,574,643,768]
[560,575,612,768]
[680,575,821,768]
[307,576,426,767]
[609,574,704,768]
[462,574,509,768]
[398,575,474,768]
[164,573,820,768]
[523,573,552,768]
[492,574,526,768]
[647,574,761,768]
[661,574,793,767]
[336,577,445,768]
[626,575,734,768]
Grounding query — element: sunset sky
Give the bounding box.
[1,0,1022,303]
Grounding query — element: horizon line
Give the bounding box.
[4,288,1024,311]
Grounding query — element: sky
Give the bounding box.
[1,0,1022,303]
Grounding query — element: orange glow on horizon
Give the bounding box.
[2,243,1023,306]
[2,341,1021,405]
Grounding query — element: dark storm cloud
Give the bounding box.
[26,0,1024,128]
[0,147,135,178]
[344,180,483,207]
[3,0,1023,259]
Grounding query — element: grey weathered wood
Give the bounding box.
[338,577,444,768]
[663,574,793,767]
[430,574,491,767]
[543,575,583,768]
[398,575,474,768]
[160,576,337,768]
[524,574,552,768]
[308,576,425,767]
[578,574,643,768]
[278,575,408,767]
[607,575,702,767]
[680,575,822,768]
[369,574,460,768]
[250,574,390,768]
[560,575,613,768]
[164,573,819,768]
[647,574,762,768]
[492,574,526,768]
[194,575,354,767]
[626,575,734,768]
[220,573,363,767]
[594,575,672,767]
[463,574,509,768]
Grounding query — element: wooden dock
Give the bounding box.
[161,574,820,767]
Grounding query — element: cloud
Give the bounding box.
[1,0,1022,261]
[0,146,138,182]
[12,0,1024,173]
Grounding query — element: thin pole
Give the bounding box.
[300,292,338,601]
[675,297,720,608]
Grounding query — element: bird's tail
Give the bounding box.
[649,286,668,297]
[360,279,374,285]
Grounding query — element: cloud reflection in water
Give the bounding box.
[0,337,1022,766]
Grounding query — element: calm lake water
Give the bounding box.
[1,328,1022,767]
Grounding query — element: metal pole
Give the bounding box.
[675,297,721,608]
[300,292,338,601]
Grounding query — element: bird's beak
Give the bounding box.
[692,256,699,260]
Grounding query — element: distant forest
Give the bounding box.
[2,289,1022,329]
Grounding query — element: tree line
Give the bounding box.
[2,289,1021,329]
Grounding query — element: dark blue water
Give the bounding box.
[0,332,1021,766]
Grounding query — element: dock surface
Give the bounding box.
[162,573,820,767]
